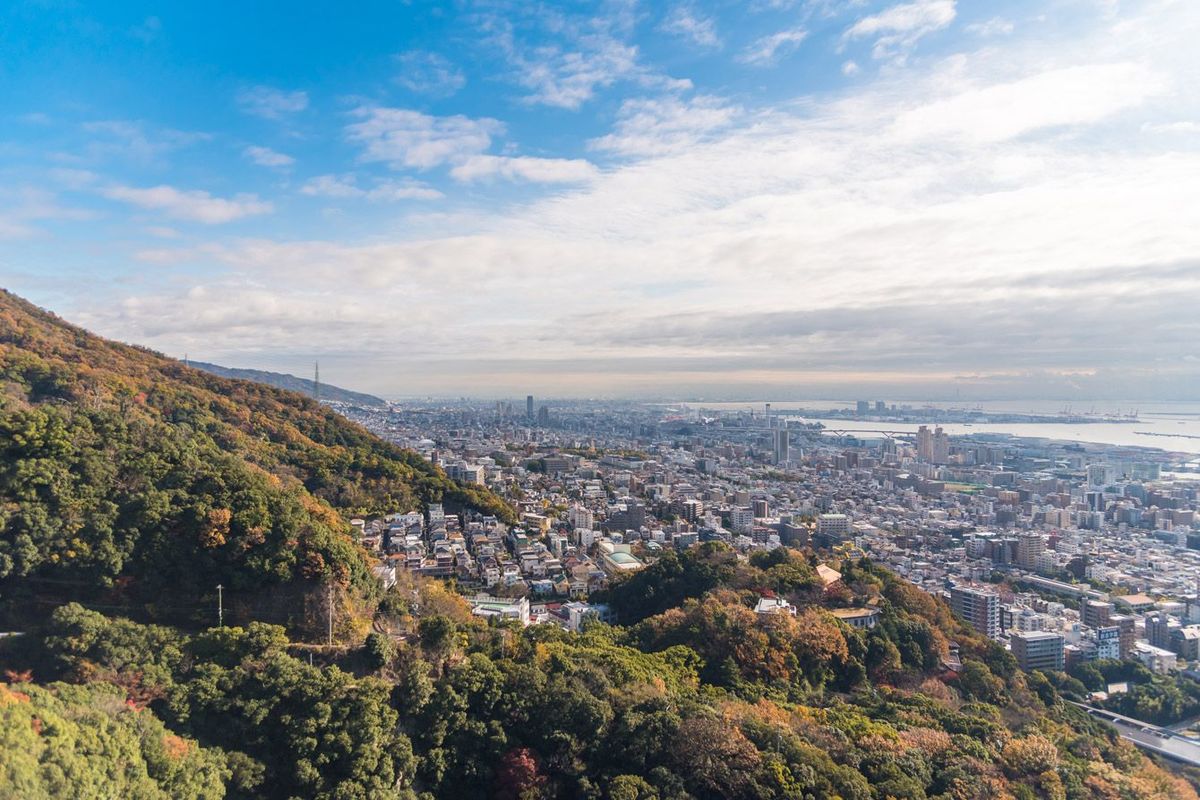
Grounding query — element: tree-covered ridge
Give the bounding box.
[0,679,226,799]
[3,547,1196,800]
[0,289,514,616]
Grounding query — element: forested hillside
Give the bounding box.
[0,290,513,627]
[1,547,1194,800]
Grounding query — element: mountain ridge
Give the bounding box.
[0,288,513,630]
[189,361,387,408]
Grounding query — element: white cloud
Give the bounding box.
[236,85,309,119]
[893,62,1167,142]
[82,120,210,164]
[845,0,956,60]
[449,156,599,184]
[103,184,273,223]
[589,95,740,157]
[346,107,503,169]
[661,5,721,48]
[842,60,861,76]
[300,174,443,201]
[513,38,640,110]
[1142,120,1200,134]
[243,145,295,169]
[966,17,1014,37]
[394,51,466,96]
[738,27,808,66]
[66,0,1200,396]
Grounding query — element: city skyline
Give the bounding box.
[2,0,1198,398]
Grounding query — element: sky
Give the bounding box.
[1,0,1198,401]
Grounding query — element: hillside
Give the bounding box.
[0,289,513,627]
[190,361,387,408]
[1,548,1194,800]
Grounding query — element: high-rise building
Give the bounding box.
[730,507,754,534]
[773,428,790,464]
[932,426,950,464]
[917,425,933,462]
[950,585,1000,639]
[537,405,550,426]
[1112,614,1135,660]
[1011,631,1065,671]
[1016,533,1045,571]
[526,395,534,419]
[856,400,869,415]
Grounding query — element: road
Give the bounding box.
[1072,702,1200,767]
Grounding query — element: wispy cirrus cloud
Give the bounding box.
[660,5,720,48]
[738,27,808,66]
[299,174,443,201]
[346,107,502,169]
[243,145,294,169]
[589,95,739,157]
[102,184,273,223]
[844,0,956,61]
[450,155,599,183]
[236,85,309,119]
[393,51,466,96]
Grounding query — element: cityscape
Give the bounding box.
[3,0,1200,798]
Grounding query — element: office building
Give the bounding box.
[816,513,851,540]
[1012,631,1065,671]
[526,395,534,419]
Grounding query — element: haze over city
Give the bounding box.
[2,0,1198,398]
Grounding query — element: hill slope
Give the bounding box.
[0,290,513,624]
[190,361,387,408]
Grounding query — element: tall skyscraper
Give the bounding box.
[917,425,934,462]
[774,428,789,464]
[526,395,534,419]
[932,427,950,464]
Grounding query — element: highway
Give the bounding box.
[1072,703,1200,767]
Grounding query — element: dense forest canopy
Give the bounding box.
[2,547,1196,800]
[0,289,513,627]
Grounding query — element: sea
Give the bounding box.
[675,400,1200,466]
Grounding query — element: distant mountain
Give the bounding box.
[189,361,387,408]
[0,289,514,628]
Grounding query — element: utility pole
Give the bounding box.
[216,584,223,628]
[327,584,333,646]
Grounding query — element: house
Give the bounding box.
[829,606,880,629]
[817,564,843,593]
[754,596,798,616]
[469,595,531,626]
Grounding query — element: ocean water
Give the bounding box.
[678,400,1200,459]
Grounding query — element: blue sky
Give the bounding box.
[2,0,1199,399]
